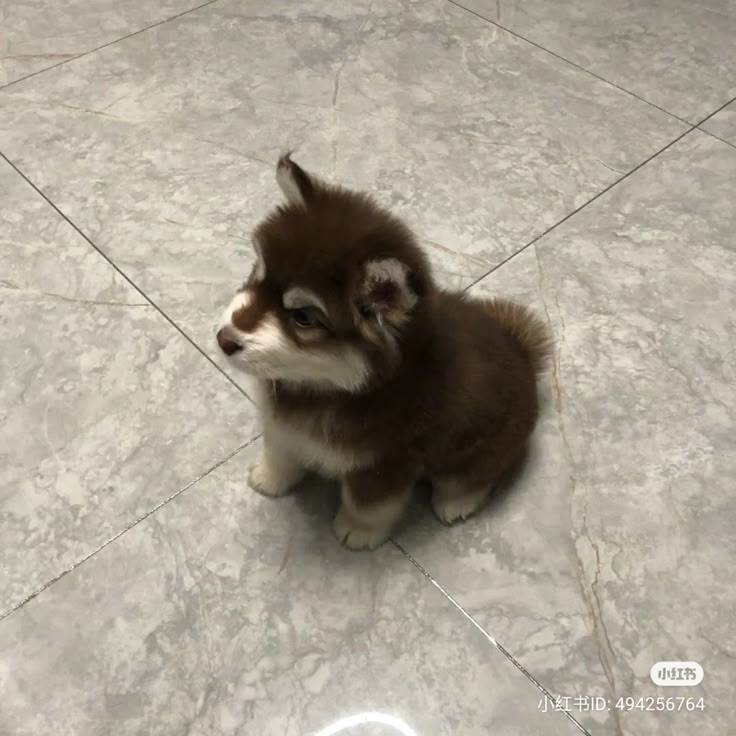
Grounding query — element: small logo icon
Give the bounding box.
[650,661,703,687]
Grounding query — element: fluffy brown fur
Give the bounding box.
[216,154,552,549]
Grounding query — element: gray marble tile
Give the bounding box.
[0,0,211,87]
[0,0,685,384]
[456,0,736,123]
[0,441,581,736]
[398,130,736,735]
[701,101,736,146]
[0,160,257,616]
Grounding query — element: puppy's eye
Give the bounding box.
[289,308,317,328]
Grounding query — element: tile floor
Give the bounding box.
[1,1,734,734]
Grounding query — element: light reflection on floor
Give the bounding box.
[314,711,418,736]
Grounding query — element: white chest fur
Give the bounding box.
[256,385,373,479]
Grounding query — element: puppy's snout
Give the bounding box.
[216,328,242,356]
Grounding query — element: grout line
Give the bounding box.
[461,126,695,291]
[462,92,736,292]
[696,127,736,150]
[447,0,690,125]
[391,540,592,735]
[0,0,222,91]
[0,152,253,405]
[694,95,736,150]
[0,437,259,623]
[692,94,736,127]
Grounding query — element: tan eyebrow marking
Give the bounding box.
[282,287,327,314]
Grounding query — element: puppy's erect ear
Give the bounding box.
[276,154,316,207]
[358,258,418,328]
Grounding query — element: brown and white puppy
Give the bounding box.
[217,155,552,549]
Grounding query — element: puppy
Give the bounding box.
[216,155,552,549]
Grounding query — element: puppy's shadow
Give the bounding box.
[486,451,531,512]
[290,472,341,543]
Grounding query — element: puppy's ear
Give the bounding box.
[276,154,316,207]
[358,258,418,327]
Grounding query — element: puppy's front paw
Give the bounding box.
[248,456,295,497]
[333,506,390,550]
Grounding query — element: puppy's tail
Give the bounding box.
[482,297,553,373]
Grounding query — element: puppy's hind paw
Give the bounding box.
[333,507,390,550]
[432,492,486,525]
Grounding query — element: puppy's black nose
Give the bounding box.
[216,328,242,356]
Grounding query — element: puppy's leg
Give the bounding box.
[248,435,305,497]
[431,477,491,525]
[334,466,412,550]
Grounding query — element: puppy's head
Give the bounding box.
[216,155,433,392]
